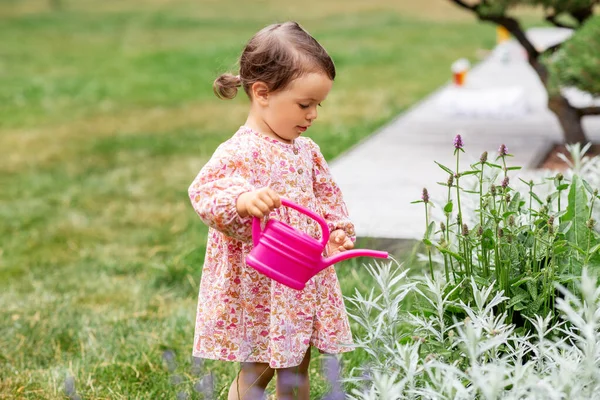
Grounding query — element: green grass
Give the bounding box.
[0,0,506,397]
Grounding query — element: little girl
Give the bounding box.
[188,21,356,399]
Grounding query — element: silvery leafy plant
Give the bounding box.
[346,261,600,399]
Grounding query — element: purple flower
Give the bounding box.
[498,144,508,156]
[277,369,302,394]
[501,176,510,189]
[191,356,203,376]
[162,350,177,372]
[422,188,429,203]
[194,373,214,397]
[480,151,488,163]
[323,355,344,399]
[453,134,464,149]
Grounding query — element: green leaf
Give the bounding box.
[558,221,572,234]
[508,292,530,308]
[553,240,569,256]
[511,286,529,297]
[502,211,516,219]
[426,221,435,239]
[481,228,495,251]
[512,276,535,287]
[508,192,521,211]
[461,170,481,176]
[531,192,543,205]
[444,201,454,214]
[411,200,424,204]
[556,184,570,191]
[519,178,533,187]
[555,274,579,284]
[473,275,491,287]
[506,166,522,171]
[512,302,527,311]
[434,245,465,263]
[526,280,538,301]
[525,296,544,315]
[569,243,586,255]
[435,161,454,175]
[485,162,502,169]
[582,178,594,195]
[561,175,591,257]
[590,243,600,254]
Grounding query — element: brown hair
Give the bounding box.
[213,21,335,100]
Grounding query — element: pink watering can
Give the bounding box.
[246,198,388,290]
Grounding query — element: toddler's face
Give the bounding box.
[263,72,332,143]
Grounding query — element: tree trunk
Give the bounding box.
[502,24,589,144]
[447,0,591,144]
[548,95,587,144]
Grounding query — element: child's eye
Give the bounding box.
[299,104,309,109]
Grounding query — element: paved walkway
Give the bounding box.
[330,28,600,240]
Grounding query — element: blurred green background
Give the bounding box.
[0,0,500,398]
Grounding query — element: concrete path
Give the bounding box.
[330,28,600,240]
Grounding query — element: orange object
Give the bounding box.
[451,58,470,87]
[497,25,510,43]
[453,70,467,86]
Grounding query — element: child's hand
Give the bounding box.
[236,187,281,218]
[326,229,354,256]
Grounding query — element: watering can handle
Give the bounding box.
[251,198,330,248]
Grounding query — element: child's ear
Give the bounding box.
[251,82,269,106]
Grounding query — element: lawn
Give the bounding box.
[0,0,500,398]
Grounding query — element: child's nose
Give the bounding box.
[307,108,317,121]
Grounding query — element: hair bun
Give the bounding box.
[213,73,242,100]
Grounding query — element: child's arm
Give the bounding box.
[309,139,356,243]
[188,141,257,241]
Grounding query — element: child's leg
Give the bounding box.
[276,347,311,399]
[227,362,274,400]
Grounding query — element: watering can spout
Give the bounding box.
[318,249,389,274]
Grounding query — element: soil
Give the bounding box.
[538,143,600,171]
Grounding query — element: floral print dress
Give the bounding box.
[188,126,356,368]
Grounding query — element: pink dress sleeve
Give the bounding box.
[188,139,255,241]
[309,139,356,240]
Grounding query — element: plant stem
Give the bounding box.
[532,228,538,274]
[455,153,464,277]
[443,253,450,283]
[529,183,533,228]
[584,195,596,265]
[493,195,501,288]
[425,202,434,280]
[479,162,487,277]
[446,185,457,283]
[456,152,463,228]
